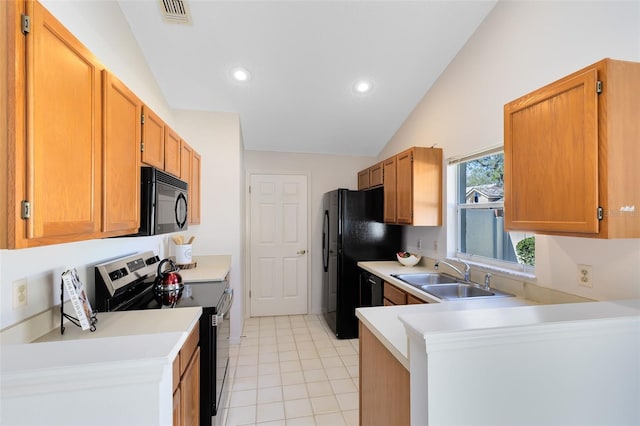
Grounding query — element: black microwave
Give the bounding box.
[138,167,188,236]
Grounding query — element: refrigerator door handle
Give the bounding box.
[322,210,329,272]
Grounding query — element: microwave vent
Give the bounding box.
[158,0,191,24]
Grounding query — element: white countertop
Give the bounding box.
[355,260,535,369]
[178,255,231,282]
[3,307,202,372]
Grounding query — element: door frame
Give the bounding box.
[244,170,312,319]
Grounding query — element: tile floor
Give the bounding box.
[222,315,359,426]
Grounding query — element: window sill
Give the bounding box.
[447,256,536,282]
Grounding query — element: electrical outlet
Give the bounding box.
[417,239,422,249]
[433,240,438,251]
[12,279,28,309]
[578,264,593,288]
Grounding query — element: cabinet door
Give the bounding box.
[360,323,410,426]
[384,282,406,305]
[504,69,599,233]
[190,151,201,224]
[102,71,141,234]
[369,162,383,187]
[26,0,102,241]
[164,127,181,177]
[180,140,193,221]
[172,387,181,426]
[396,148,414,224]
[383,157,397,223]
[180,347,200,426]
[407,294,426,304]
[141,106,164,169]
[358,168,370,190]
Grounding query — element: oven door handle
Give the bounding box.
[212,288,233,327]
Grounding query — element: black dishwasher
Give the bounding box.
[360,269,383,307]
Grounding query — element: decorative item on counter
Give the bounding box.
[171,234,195,265]
[60,268,98,333]
[396,251,422,266]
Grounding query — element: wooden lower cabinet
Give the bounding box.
[173,326,200,426]
[360,322,410,426]
[384,281,427,305]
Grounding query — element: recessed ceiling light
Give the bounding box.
[352,78,374,95]
[231,67,251,82]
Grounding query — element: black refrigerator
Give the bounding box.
[322,188,402,339]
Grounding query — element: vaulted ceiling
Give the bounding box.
[118,1,497,156]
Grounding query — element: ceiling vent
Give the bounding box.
[158,0,192,24]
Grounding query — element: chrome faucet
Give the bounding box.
[434,259,471,282]
[484,273,492,290]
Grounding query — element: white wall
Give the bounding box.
[1,2,245,340]
[380,1,640,300]
[244,151,375,314]
[173,110,244,340]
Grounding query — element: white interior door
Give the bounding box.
[250,174,308,316]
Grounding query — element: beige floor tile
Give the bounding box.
[257,386,283,404]
[310,395,340,415]
[300,358,323,371]
[283,383,308,401]
[286,415,317,426]
[325,366,350,380]
[335,392,358,411]
[320,356,343,368]
[281,371,306,386]
[280,359,302,373]
[314,411,346,426]
[340,355,358,367]
[284,398,314,419]
[303,368,328,383]
[342,409,359,426]
[256,420,286,426]
[279,350,299,361]
[297,348,319,360]
[258,373,282,389]
[234,364,259,378]
[237,354,259,366]
[329,378,357,395]
[259,362,280,376]
[256,401,285,423]
[225,405,256,426]
[233,376,258,391]
[278,342,297,352]
[306,381,334,398]
[229,389,257,408]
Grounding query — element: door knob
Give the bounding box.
[297,250,306,255]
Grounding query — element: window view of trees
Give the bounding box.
[457,152,534,267]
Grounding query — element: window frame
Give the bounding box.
[448,147,535,276]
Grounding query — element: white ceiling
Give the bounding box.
[118,1,497,156]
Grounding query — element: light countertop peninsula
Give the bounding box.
[355,261,534,369]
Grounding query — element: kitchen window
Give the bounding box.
[450,148,535,272]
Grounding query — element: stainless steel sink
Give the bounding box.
[420,283,499,300]
[391,273,514,300]
[391,273,458,286]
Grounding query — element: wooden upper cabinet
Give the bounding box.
[369,162,383,187]
[141,106,164,170]
[102,71,141,235]
[180,140,194,222]
[190,151,201,224]
[504,58,640,238]
[357,162,384,190]
[383,156,397,223]
[358,168,370,190]
[164,127,182,178]
[12,0,103,247]
[385,147,443,226]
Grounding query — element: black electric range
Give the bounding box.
[94,251,232,426]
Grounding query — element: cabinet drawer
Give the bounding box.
[172,354,180,392]
[180,325,199,374]
[407,294,426,304]
[384,282,406,305]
